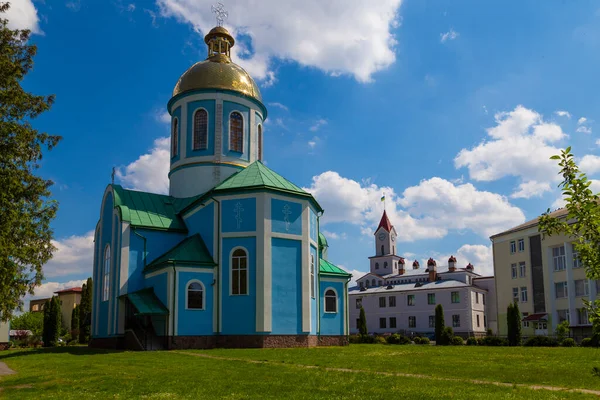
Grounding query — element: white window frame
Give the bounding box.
[428,315,435,328]
[310,254,315,299]
[452,314,460,328]
[408,316,416,328]
[192,108,209,151]
[512,287,519,302]
[103,244,110,302]
[407,294,415,306]
[451,291,460,304]
[185,280,205,310]
[519,262,526,278]
[520,286,528,302]
[575,279,589,297]
[427,293,436,305]
[555,281,568,298]
[511,263,517,279]
[510,241,516,254]
[228,110,245,153]
[518,238,525,252]
[572,243,582,268]
[324,287,338,313]
[230,246,249,296]
[171,117,179,158]
[553,246,566,271]
[578,308,590,325]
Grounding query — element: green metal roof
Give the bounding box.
[318,232,328,249]
[319,258,351,278]
[112,185,201,232]
[123,288,169,316]
[144,234,216,273]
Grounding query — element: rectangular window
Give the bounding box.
[578,308,590,325]
[482,294,486,305]
[428,293,436,305]
[575,279,589,297]
[519,262,526,278]
[522,312,529,328]
[355,298,362,309]
[520,286,528,302]
[389,296,396,307]
[429,315,435,328]
[451,291,460,304]
[557,309,570,323]
[484,315,487,328]
[511,263,517,279]
[518,239,525,252]
[379,317,386,329]
[452,314,460,328]
[510,241,516,254]
[379,297,386,308]
[408,316,416,328]
[572,243,582,269]
[512,287,519,302]
[553,246,566,271]
[555,281,568,298]
[390,317,397,329]
[476,314,480,327]
[407,294,415,306]
[475,292,479,304]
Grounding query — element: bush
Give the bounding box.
[581,338,592,347]
[438,326,454,345]
[451,336,464,345]
[524,336,559,347]
[466,337,478,346]
[67,339,79,346]
[418,337,430,345]
[561,338,576,347]
[387,334,401,344]
[486,329,493,336]
[374,336,387,345]
[360,334,376,344]
[479,336,508,346]
[349,335,361,344]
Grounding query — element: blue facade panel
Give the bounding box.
[309,208,317,243]
[310,245,318,335]
[221,197,256,233]
[221,237,256,334]
[145,271,169,337]
[222,101,250,160]
[184,202,215,258]
[95,192,114,338]
[177,271,214,336]
[186,99,216,157]
[271,198,302,236]
[171,106,181,163]
[319,279,345,335]
[271,238,302,334]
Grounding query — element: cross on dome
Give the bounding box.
[211,2,228,27]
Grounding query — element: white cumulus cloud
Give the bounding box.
[440,28,459,43]
[510,180,552,199]
[555,110,571,119]
[116,137,170,194]
[578,117,587,125]
[156,0,403,83]
[580,155,600,176]
[5,0,42,34]
[576,126,592,134]
[44,231,95,278]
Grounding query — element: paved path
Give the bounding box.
[0,362,15,376]
[175,351,600,397]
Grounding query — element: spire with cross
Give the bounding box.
[211,2,228,27]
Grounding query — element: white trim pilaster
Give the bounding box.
[181,101,188,159]
[256,193,266,332]
[264,195,272,332]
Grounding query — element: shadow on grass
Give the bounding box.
[0,346,124,361]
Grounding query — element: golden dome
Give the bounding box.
[172,26,262,103]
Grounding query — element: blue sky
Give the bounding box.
[6,0,600,297]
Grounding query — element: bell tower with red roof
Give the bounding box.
[368,210,402,276]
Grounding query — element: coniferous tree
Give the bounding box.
[42,296,61,346]
[435,304,445,345]
[507,302,522,346]
[71,304,80,340]
[358,306,367,335]
[0,3,61,321]
[79,277,93,343]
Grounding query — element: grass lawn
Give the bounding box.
[0,345,597,399]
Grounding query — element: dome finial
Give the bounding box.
[211,2,228,27]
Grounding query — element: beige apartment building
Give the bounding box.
[30,287,83,331]
[491,209,596,339]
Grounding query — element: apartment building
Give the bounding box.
[30,287,83,331]
[491,208,596,338]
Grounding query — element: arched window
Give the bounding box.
[103,245,110,301]
[187,281,204,309]
[171,118,178,157]
[310,254,315,299]
[193,109,208,150]
[231,248,248,295]
[372,279,376,287]
[258,124,263,161]
[325,289,337,313]
[381,245,384,255]
[375,262,379,269]
[229,112,243,153]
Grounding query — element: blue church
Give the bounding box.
[90,25,351,350]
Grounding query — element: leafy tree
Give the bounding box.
[538,147,600,333]
[42,296,61,346]
[10,311,43,336]
[0,2,61,322]
[79,278,93,343]
[434,304,445,345]
[507,302,522,346]
[71,304,80,339]
[358,306,367,335]
[555,320,570,343]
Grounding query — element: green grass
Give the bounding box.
[0,345,597,399]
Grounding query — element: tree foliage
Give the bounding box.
[0,2,61,321]
[358,306,367,335]
[71,304,80,339]
[10,310,43,336]
[42,296,61,347]
[507,302,522,346]
[79,278,92,343]
[434,304,445,345]
[538,147,600,332]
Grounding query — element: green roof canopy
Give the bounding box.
[318,232,328,249]
[144,234,216,273]
[319,258,351,278]
[123,289,169,316]
[112,184,201,232]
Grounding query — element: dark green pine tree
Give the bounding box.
[71,304,80,340]
[358,306,367,335]
[79,277,93,343]
[42,299,51,346]
[435,304,445,345]
[507,302,522,346]
[42,296,61,346]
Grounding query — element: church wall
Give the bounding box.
[309,209,317,243]
[145,271,169,336]
[110,214,122,336]
[127,229,186,293]
[271,238,303,334]
[222,101,250,161]
[319,279,345,336]
[183,202,215,258]
[186,99,216,157]
[177,270,215,336]
[222,197,256,233]
[171,106,181,163]
[94,190,114,338]
[271,198,302,236]
[221,237,257,334]
[310,245,318,335]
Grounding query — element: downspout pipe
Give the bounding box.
[316,211,324,338]
[171,264,176,348]
[132,228,147,267]
[210,197,221,336]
